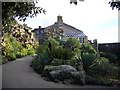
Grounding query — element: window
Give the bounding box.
[79,38,82,43]
[83,38,84,43]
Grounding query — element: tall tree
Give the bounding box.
[2,1,46,32]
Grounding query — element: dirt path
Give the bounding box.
[2,56,119,89]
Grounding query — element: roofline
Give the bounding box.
[63,23,83,32]
[44,22,83,33]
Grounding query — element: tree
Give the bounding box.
[70,0,120,10]
[2,1,46,32]
[109,1,120,10]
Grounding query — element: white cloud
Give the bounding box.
[17,0,118,43]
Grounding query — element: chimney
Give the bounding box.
[57,15,63,24]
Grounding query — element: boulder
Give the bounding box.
[71,71,85,85]
[42,65,113,86]
[42,65,85,85]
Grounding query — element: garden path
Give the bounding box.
[2,55,118,89]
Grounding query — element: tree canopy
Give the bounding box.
[2,1,46,32]
[70,0,120,10]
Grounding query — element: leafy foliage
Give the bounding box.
[50,58,63,66]
[2,1,46,32]
[1,24,39,61]
[87,57,119,80]
[81,54,96,72]
[31,38,119,83]
[109,1,120,10]
[36,46,50,65]
[80,43,119,81]
[31,38,82,73]
[81,43,97,55]
[31,58,44,74]
[70,0,120,10]
[100,52,118,64]
[63,38,81,49]
[2,33,23,60]
[44,27,64,40]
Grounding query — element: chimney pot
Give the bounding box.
[57,15,63,24]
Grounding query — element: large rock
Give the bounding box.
[42,65,113,86]
[42,65,85,85]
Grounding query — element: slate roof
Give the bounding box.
[45,22,86,38]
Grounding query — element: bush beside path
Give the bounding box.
[2,55,119,89]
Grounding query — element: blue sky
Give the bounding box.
[17,0,118,43]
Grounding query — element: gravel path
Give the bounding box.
[2,56,119,89]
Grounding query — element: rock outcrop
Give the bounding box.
[42,65,113,86]
[42,65,85,85]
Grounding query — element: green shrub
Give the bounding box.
[2,32,38,61]
[66,57,78,67]
[63,38,81,49]
[36,46,50,65]
[100,52,118,64]
[32,38,82,73]
[20,48,28,57]
[26,44,36,55]
[81,43,97,55]
[43,38,60,47]
[50,58,63,66]
[31,58,44,74]
[2,34,23,60]
[51,46,63,59]
[87,57,118,80]
[81,54,96,72]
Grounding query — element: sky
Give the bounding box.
[17,0,118,43]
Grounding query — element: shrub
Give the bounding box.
[2,30,39,61]
[36,45,50,66]
[81,54,96,73]
[81,43,97,55]
[50,58,63,66]
[20,48,28,57]
[32,38,82,73]
[2,34,23,60]
[31,58,44,74]
[63,38,81,49]
[87,57,118,80]
[34,38,82,65]
[51,46,63,59]
[66,57,78,67]
[100,52,118,64]
[26,44,36,55]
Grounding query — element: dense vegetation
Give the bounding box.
[1,24,39,64]
[31,38,119,85]
[1,1,44,64]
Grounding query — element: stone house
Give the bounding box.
[32,15,88,44]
